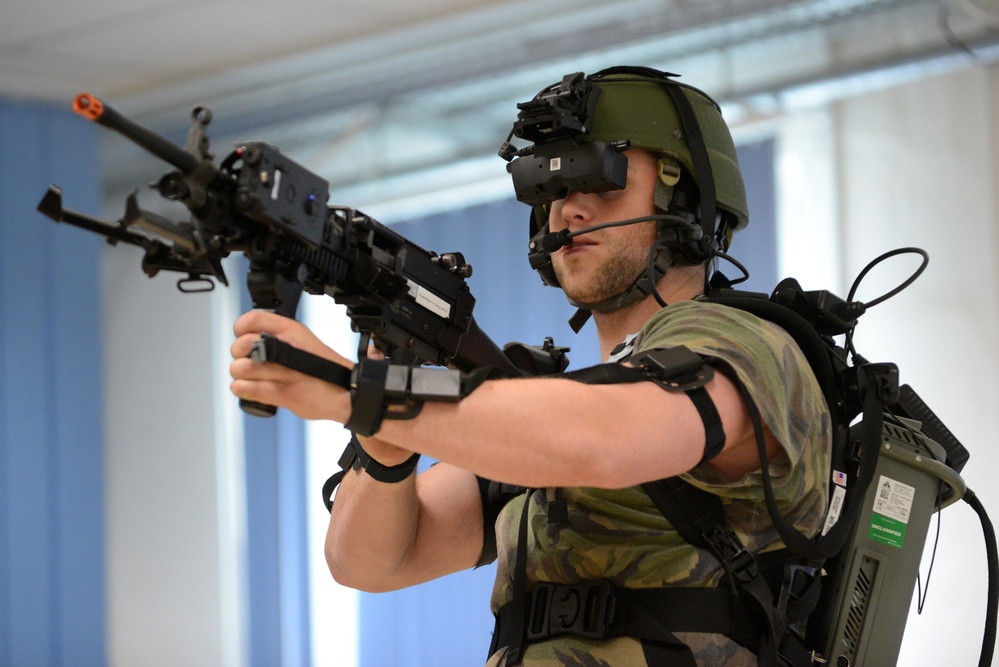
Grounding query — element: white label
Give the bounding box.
[872,475,915,524]
[407,280,452,319]
[270,169,282,200]
[822,485,847,536]
[549,157,562,171]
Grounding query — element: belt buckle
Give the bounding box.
[527,580,617,640]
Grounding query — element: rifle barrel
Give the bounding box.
[73,93,201,175]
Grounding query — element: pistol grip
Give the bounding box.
[240,398,278,418]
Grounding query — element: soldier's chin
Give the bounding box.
[564,287,625,311]
[561,285,601,306]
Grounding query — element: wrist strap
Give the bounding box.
[345,359,395,435]
[251,333,493,437]
[346,359,493,436]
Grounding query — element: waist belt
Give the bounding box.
[490,580,764,663]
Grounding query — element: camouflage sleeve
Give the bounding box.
[633,300,831,539]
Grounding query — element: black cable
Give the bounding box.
[843,247,929,360]
[711,250,750,286]
[964,488,998,667]
[916,485,943,614]
[569,213,685,237]
[846,247,929,308]
[647,244,669,308]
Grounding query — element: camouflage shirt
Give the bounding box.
[485,300,832,667]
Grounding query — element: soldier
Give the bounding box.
[229,66,831,666]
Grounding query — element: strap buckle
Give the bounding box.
[710,525,759,584]
[526,580,617,640]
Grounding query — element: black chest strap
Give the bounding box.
[491,581,768,665]
[490,572,820,667]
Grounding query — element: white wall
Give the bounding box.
[776,63,999,665]
[103,249,246,667]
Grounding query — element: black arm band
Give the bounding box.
[685,386,726,464]
[631,346,726,464]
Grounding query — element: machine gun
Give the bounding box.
[38,94,561,416]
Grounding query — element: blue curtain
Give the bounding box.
[239,267,313,667]
[0,99,106,666]
[243,411,312,667]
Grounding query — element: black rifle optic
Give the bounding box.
[39,94,562,416]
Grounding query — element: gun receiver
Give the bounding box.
[44,94,532,415]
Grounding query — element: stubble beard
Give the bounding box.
[553,227,658,306]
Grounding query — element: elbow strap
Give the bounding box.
[321,435,421,512]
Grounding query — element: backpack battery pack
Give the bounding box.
[810,413,966,666]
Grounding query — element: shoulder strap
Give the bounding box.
[705,282,841,426]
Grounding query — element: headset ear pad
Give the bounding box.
[662,221,719,266]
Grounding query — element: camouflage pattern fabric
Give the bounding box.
[485,300,832,666]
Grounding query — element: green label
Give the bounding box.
[869,513,907,549]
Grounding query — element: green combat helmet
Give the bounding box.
[499,66,748,326]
